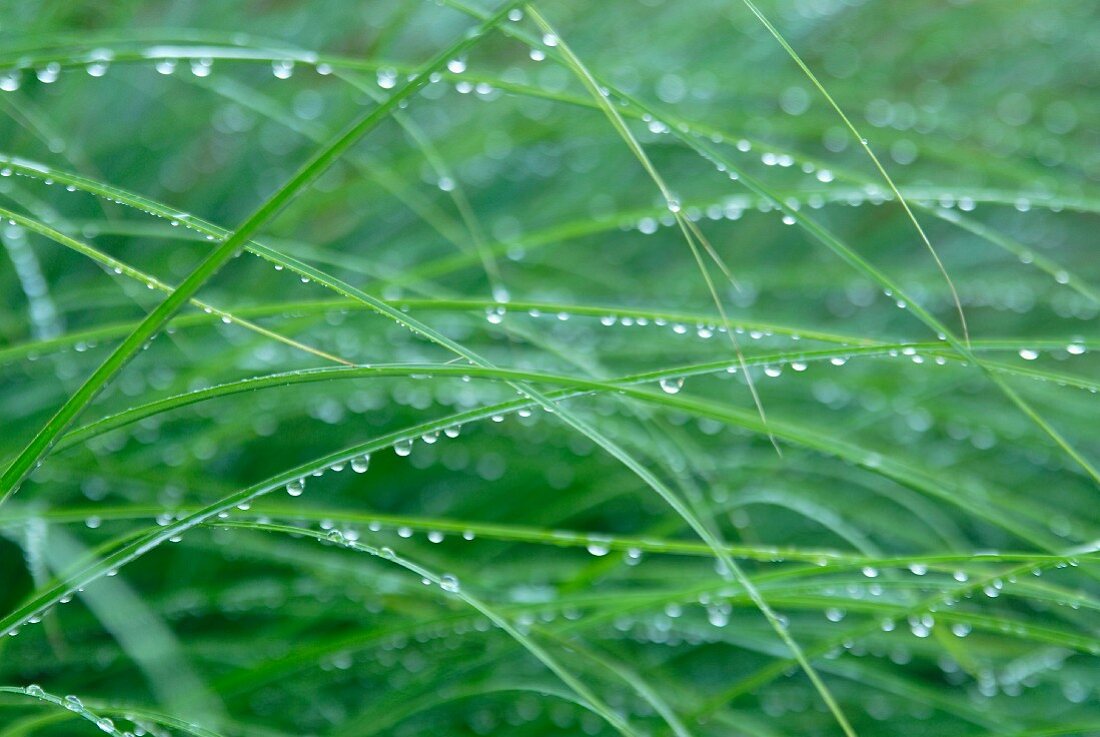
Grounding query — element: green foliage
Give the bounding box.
[0,1,1097,736]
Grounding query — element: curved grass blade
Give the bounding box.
[0,205,352,365]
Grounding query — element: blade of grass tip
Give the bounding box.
[685,217,739,289]
[0,205,354,366]
[736,0,970,347]
[522,4,779,454]
[0,0,525,506]
[676,215,780,456]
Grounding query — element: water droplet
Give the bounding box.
[394,439,413,457]
[1067,342,1085,356]
[825,607,846,622]
[155,58,176,75]
[446,58,467,74]
[659,377,684,394]
[36,62,60,83]
[351,455,370,473]
[586,538,611,556]
[706,604,730,627]
[542,33,559,47]
[25,684,45,697]
[440,574,461,592]
[190,58,213,77]
[285,479,305,497]
[908,563,928,575]
[63,695,83,711]
[861,566,879,578]
[1018,349,1039,361]
[375,67,397,89]
[272,60,294,79]
[427,530,444,543]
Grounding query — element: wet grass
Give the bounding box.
[0,1,1097,736]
